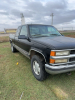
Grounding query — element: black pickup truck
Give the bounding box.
[9,24,75,81]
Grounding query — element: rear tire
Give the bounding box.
[31,55,47,81]
[11,43,17,53]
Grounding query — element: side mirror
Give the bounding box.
[18,35,31,41]
[18,35,27,39]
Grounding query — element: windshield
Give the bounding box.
[29,25,61,37]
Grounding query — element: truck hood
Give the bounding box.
[32,36,75,50]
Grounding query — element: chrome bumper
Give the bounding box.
[45,63,75,74]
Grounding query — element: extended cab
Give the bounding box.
[9,24,75,81]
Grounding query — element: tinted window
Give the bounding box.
[20,26,27,36]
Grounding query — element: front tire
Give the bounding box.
[31,55,47,81]
[11,43,17,53]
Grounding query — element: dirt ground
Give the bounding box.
[66,35,75,38]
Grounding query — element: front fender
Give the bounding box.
[29,47,46,62]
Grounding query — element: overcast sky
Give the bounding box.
[0,0,75,31]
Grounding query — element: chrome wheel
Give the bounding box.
[33,61,40,75]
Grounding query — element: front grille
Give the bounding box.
[69,57,75,62]
[69,50,75,62]
[70,50,75,54]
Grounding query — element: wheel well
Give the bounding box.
[30,50,46,62]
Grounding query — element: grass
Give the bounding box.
[61,32,75,36]
[0,42,75,100]
[0,35,75,100]
[0,36,9,43]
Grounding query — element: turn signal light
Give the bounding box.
[50,51,55,64]
[50,59,55,64]
[50,51,56,56]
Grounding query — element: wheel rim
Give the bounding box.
[33,61,40,75]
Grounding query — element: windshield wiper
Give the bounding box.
[50,34,61,36]
[32,34,49,37]
[32,33,60,37]
[32,34,42,36]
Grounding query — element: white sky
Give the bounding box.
[0,0,75,31]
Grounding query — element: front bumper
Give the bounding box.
[45,63,75,74]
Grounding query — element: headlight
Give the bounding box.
[55,59,68,63]
[50,59,68,64]
[56,51,69,56]
[50,51,69,64]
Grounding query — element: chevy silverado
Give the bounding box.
[9,24,75,81]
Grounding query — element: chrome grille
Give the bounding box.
[70,50,75,54]
[69,57,75,62]
[70,50,75,62]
